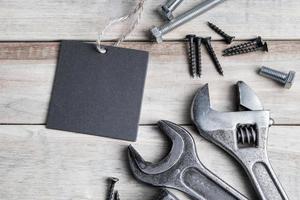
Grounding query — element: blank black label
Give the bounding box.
[47,41,149,141]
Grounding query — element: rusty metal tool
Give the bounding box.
[128,120,248,200]
[191,81,289,200]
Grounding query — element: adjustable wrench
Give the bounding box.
[191,81,289,200]
[128,120,248,200]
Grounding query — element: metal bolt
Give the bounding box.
[150,0,226,43]
[114,190,120,200]
[159,0,184,21]
[259,66,296,89]
[223,36,263,54]
[203,37,224,76]
[107,177,119,200]
[195,37,202,78]
[207,22,235,44]
[186,34,197,78]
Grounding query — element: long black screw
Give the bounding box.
[223,36,263,54]
[195,37,202,78]
[107,177,119,200]
[203,37,224,76]
[223,42,268,56]
[207,22,235,44]
[186,34,197,78]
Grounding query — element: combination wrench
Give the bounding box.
[128,120,248,200]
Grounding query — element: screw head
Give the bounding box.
[185,34,196,41]
[109,177,119,183]
[150,26,163,43]
[285,71,296,89]
[225,36,235,44]
[255,36,264,46]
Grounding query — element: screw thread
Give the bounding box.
[223,44,266,56]
[208,22,234,44]
[223,40,257,53]
[204,38,223,76]
[259,66,287,84]
[114,191,120,200]
[195,37,202,78]
[186,36,197,78]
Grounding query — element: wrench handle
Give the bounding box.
[181,167,248,200]
[248,161,289,200]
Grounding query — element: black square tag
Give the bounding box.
[46,41,149,141]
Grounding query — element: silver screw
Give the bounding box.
[151,0,226,43]
[259,66,296,89]
[159,0,184,21]
[107,177,119,200]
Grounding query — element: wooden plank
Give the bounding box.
[0,41,299,125]
[0,0,300,41]
[0,125,298,200]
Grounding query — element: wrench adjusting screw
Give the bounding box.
[207,22,235,44]
[150,0,226,43]
[223,36,263,54]
[186,34,197,78]
[159,0,184,21]
[259,66,296,89]
[107,177,119,200]
[203,37,224,76]
[195,37,202,78]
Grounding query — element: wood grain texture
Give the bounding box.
[0,41,299,124]
[0,125,298,200]
[0,0,300,41]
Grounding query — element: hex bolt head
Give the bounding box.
[285,71,296,89]
[150,26,163,43]
[158,5,174,21]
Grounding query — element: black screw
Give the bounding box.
[107,177,119,200]
[202,37,224,76]
[114,190,121,200]
[195,37,202,78]
[186,34,197,78]
[223,41,268,56]
[207,22,235,44]
[223,36,263,54]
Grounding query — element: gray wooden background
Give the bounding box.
[0,0,299,200]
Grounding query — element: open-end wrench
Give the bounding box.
[191,81,289,200]
[128,120,248,200]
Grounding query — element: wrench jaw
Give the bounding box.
[191,82,271,153]
[128,120,200,188]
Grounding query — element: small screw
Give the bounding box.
[207,22,235,44]
[114,190,120,200]
[186,34,197,78]
[195,37,202,78]
[259,66,296,89]
[107,177,119,200]
[223,36,263,54]
[223,41,268,56]
[203,37,224,76]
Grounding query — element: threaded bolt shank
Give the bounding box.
[259,66,296,89]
